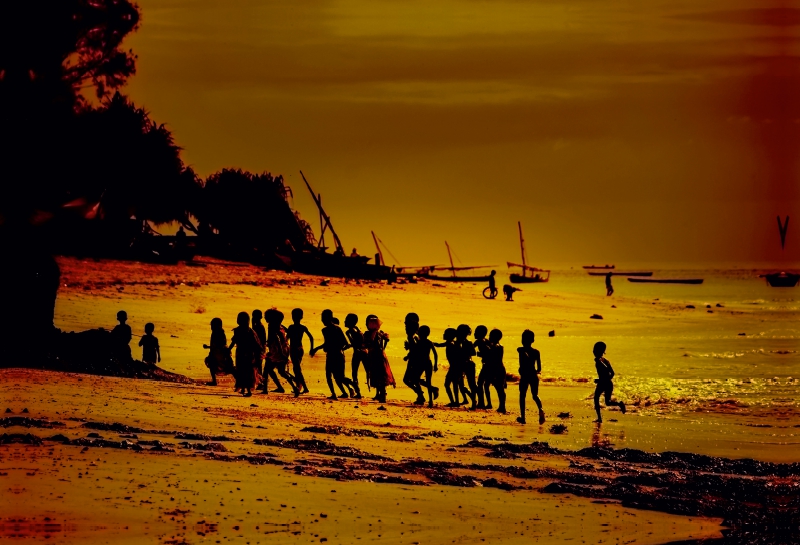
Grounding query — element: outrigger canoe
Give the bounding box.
[588,271,653,277]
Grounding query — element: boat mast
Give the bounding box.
[371,231,385,266]
[518,221,527,277]
[300,171,344,255]
[445,241,456,278]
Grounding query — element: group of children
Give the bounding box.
[111,308,626,424]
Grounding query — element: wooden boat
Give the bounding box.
[627,278,704,285]
[425,241,494,282]
[582,264,615,270]
[508,221,549,284]
[588,271,653,277]
[762,272,800,287]
[370,231,439,278]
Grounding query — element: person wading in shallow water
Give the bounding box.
[605,272,614,296]
[516,329,545,425]
[311,309,356,399]
[286,308,312,394]
[592,341,626,423]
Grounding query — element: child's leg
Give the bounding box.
[495,372,506,412]
[476,368,487,408]
[518,380,529,422]
[484,376,493,409]
[325,360,338,397]
[593,383,603,421]
[278,364,298,393]
[464,365,478,409]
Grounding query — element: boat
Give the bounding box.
[370,231,439,278]
[587,271,653,277]
[278,172,393,280]
[627,278,704,285]
[508,221,549,284]
[425,242,494,282]
[582,264,615,270]
[762,272,799,287]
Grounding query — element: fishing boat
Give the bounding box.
[587,271,653,277]
[277,172,393,280]
[425,242,494,282]
[762,272,799,287]
[370,231,439,278]
[582,264,615,270]
[508,221,550,284]
[627,278,704,285]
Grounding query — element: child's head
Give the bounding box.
[404,312,420,325]
[292,308,303,323]
[521,329,534,346]
[144,322,155,334]
[321,309,333,325]
[474,325,488,340]
[332,317,340,325]
[405,321,419,336]
[210,317,223,331]
[593,341,606,358]
[418,325,431,339]
[489,328,502,343]
[116,310,127,323]
[456,324,472,339]
[344,313,358,328]
[443,328,457,341]
[265,308,284,326]
[252,309,263,321]
[236,311,250,327]
[366,315,381,331]
[490,270,496,276]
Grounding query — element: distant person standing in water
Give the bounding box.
[287,308,312,394]
[487,270,497,297]
[138,322,160,366]
[592,341,626,423]
[111,310,133,361]
[605,272,614,296]
[516,329,545,425]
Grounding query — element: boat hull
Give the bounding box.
[582,265,615,270]
[627,278,703,285]
[588,271,653,277]
[509,273,549,284]
[425,274,492,282]
[764,273,800,287]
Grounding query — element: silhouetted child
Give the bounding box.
[503,284,520,301]
[593,341,626,423]
[265,309,300,397]
[364,314,393,403]
[204,317,232,386]
[251,310,269,390]
[485,329,507,413]
[111,310,133,361]
[414,325,439,408]
[310,309,356,399]
[488,270,497,295]
[287,308,312,394]
[344,314,366,399]
[455,324,478,410]
[435,328,462,407]
[138,322,160,366]
[229,311,261,397]
[516,329,545,425]
[402,314,426,405]
[474,325,491,409]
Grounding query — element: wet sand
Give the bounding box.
[2,369,723,544]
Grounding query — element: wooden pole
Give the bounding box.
[445,241,456,278]
[300,171,344,254]
[371,231,385,266]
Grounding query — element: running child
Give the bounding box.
[592,341,626,423]
[229,311,261,397]
[485,328,507,414]
[286,308,312,394]
[516,329,545,425]
[344,313,366,399]
[310,309,356,399]
[203,317,232,386]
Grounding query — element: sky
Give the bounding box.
[123,0,800,267]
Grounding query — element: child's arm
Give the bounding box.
[534,350,541,374]
[310,341,325,356]
[607,359,615,379]
[304,327,314,351]
[156,340,161,363]
[432,344,438,371]
[138,337,144,347]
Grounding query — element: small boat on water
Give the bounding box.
[627,278,704,285]
[508,221,549,284]
[582,264,615,270]
[425,242,494,282]
[762,272,800,287]
[587,271,653,277]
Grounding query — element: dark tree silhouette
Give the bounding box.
[0,1,141,366]
[191,169,315,263]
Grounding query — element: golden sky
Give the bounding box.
[124,0,800,266]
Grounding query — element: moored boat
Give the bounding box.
[588,271,653,277]
[508,221,550,284]
[627,278,703,285]
[425,241,494,282]
[582,264,615,269]
[762,272,800,287]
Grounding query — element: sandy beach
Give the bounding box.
[2,256,797,544]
